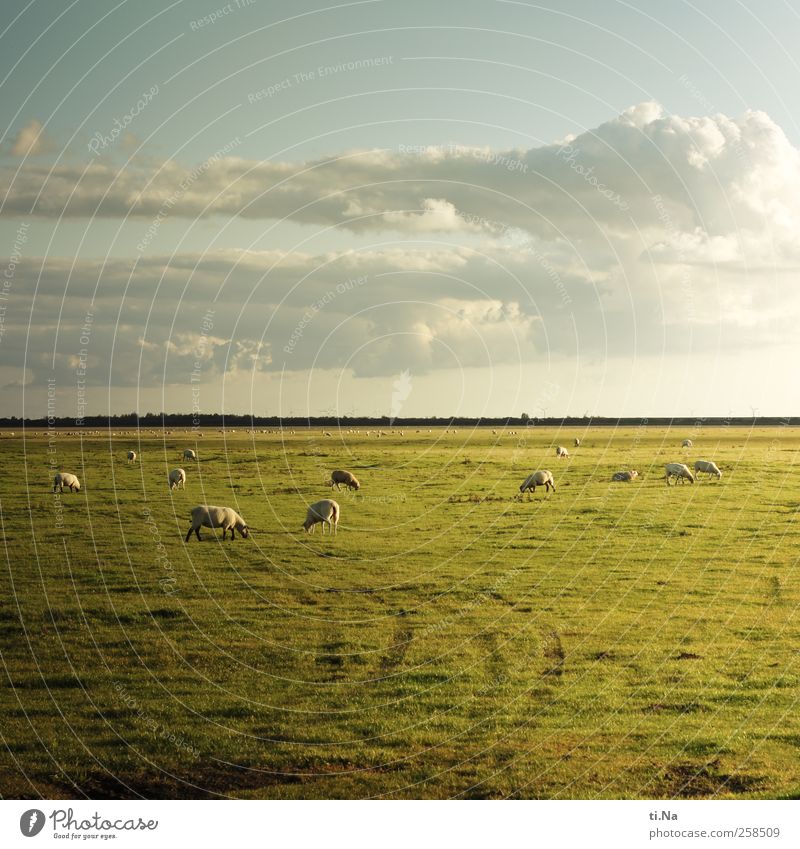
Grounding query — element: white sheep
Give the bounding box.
[127,450,136,463]
[556,446,569,458]
[183,448,197,460]
[303,499,340,534]
[185,505,249,542]
[519,470,555,494]
[665,462,695,485]
[694,459,722,480]
[612,470,639,482]
[329,469,360,491]
[168,468,187,490]
[682,439,693,448]
[53,472,81,492]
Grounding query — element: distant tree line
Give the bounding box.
[0,413,793,428]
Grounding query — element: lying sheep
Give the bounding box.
[303,499,340,534]
[329,469,360,491]
[519,470,555,494]
[556,446,569,458]
[183,448,197,460]
[53,472,81,492]
[127,450,136,463]
[185,505,248,542]
[694,459,722,480]
[168,468,186,490]
[665,462,694,485]
[612,470,639,482]
[682,439,693,448]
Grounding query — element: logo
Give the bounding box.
[19,809,45,837]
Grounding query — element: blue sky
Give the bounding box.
[2,0,800,417]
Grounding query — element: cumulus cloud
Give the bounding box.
[9,119,52,156]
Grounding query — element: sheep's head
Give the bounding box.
[240,526,249,538]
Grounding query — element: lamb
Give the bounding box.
[556,446,569,458]
[183,448,197,460]
[612,470,639,482]
[519,470,556,494]
[329,469,360,491]
[694,459,722,480]
[53,472,81,492]
[682,439,693,448]
[169,468,187,490]
[127,450,136,463]
[185,505,249,542]
[303,499,340,534]
[665,462,695,485]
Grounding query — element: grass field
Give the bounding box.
[1,425,799,799]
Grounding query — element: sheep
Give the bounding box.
[694,459,722,480]
[574,438,581,447]
[183,448,197,460]
[555,446,569,458]
[682,439,693,448]
[329,469,360,491]
[169,468,187,490]
[665,462,695,485]
[519,470,555,494]
[127,450,136,464]
[53,472,81,492]
[185,505,249,542]
[612,470,639,482]
[303,499,340,534]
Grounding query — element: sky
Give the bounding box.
[2,0,800,419]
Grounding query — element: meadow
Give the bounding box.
[1,425,799,799]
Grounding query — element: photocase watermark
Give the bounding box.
[189,0,255,31]
[556,144,629,210]
[0,221,29,345]
[390,369,412,423]
[113,681,199,758]
[246,56,393,103]
[190,309,216,431]
[87,85,159,155]
[142,507,177,595]
[651,193,694,321]
[398,143,529,173]
[136,137,242,252]
[283,274,368,355]
[46,377,63,530]
[526,244,572,307]
[75,309,93,425]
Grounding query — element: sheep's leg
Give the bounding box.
[230,527,235,540]
[185,526,194,542]
[194,528,201,541]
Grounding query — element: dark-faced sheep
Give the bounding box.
[185,505,248,541]
[303,499,340,534]
[519,470,555,494]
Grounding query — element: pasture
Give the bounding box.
[1,425,799,799]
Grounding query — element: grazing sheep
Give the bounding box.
[185,505,249,542]
[574,438,581,447]
[53,472,81,492]
[682,439,693,448]
[519,470,556,494]
[556,446,569,458]
[694,459,722,480]
[612,470,639,482]
[665,462,695,485]
[303,499,340,534]
[183,448,197,460]
[127,450,136,463]
[329,469,360,491]
[169,468,187,490]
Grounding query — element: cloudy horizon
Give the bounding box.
[2,0,799,419]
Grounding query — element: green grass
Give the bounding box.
[1,426,799,799]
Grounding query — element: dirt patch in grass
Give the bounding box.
[659,760,766,798]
